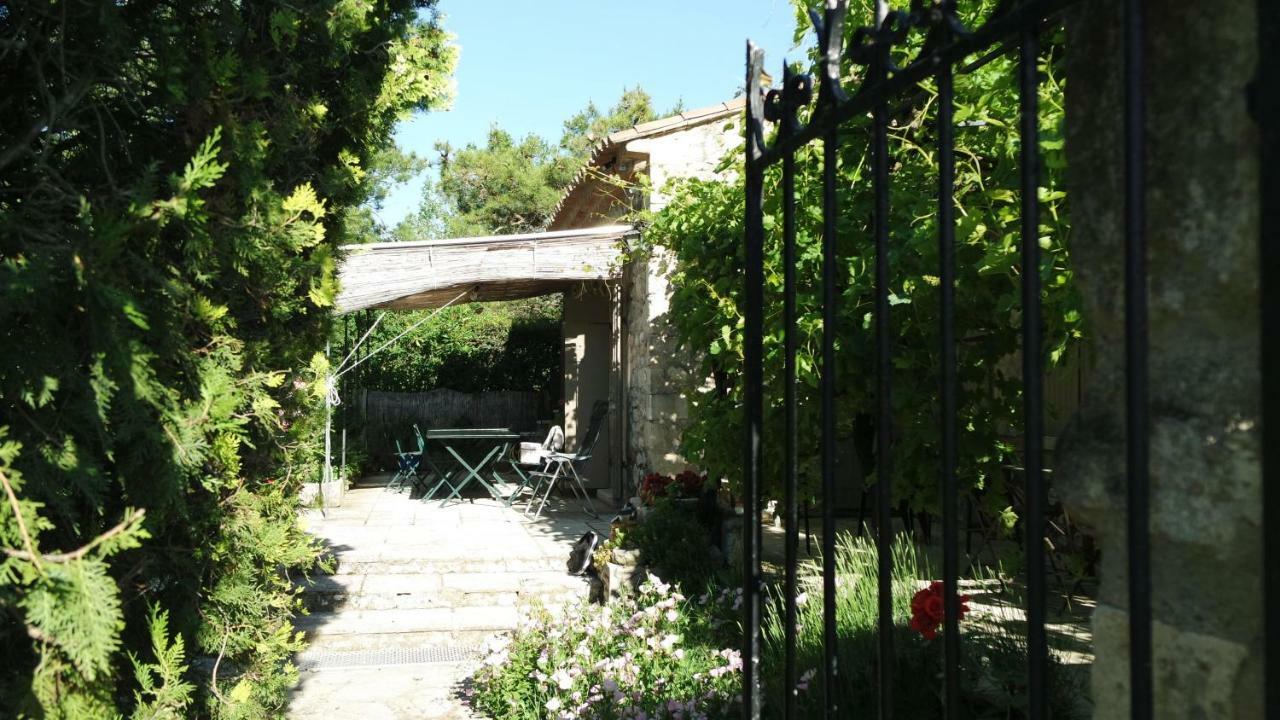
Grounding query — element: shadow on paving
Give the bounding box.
[285,472,607,719]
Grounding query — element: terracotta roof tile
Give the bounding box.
[550,97,744,226]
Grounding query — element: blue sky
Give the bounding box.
[376,0,809,228]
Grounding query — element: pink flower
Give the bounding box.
[797,668,817,692]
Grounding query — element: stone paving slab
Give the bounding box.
[297,605,520,637]
[288,475,603,719]
[289,663,483,720]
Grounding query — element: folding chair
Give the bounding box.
[389,439,420,493]
[388,425,427,493]
[525,401,607,518]
[504,424,564,507]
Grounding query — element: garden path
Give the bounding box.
[287,474,599,719]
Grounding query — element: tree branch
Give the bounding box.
[209,622,230,705]
[1,507,145,565]
[0,77,91,174]
[0,468,42,572]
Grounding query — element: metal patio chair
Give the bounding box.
[388,424,427,493]
[504,424,565,507]
[525,401,607,519]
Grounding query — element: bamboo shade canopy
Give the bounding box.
[336,225,634,314]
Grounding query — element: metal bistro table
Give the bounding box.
[420,428,520,504]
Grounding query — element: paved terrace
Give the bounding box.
[288,474,601,719]
[287,477,1094,717]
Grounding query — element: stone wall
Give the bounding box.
[1057,1,1262,717]
[624,246,698,482]
[628,117,741,213]
[623,119,742,485]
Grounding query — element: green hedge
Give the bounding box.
[349,296,562,396]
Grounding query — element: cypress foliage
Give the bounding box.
[0,1,456,717]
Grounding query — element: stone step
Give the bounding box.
[296,599,582,653]
[321,554,567,576]
[302,629,497,654]
[287,660,485,719]
[295,645,482,672]
[297,605,519,639]
[299,571,589,611]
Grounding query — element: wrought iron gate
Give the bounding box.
[737,1,1275,718]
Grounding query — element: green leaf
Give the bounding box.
[122,301,150,330]
[21,559,126,682]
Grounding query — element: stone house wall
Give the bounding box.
[622,117,741,486]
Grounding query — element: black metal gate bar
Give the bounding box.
[1122,1,1153,718]
[820,76,842,720]
[871,4,897,719]
[756,0,1079,168]
[734,1,1194,717]
[934,5,962,715]
[743,42,768,720]
[1261,2,1280,716]
[811,5,846,716]
[777,63,803,720]
[1018,18,1048,720]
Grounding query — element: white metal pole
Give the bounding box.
[324,341,332,513]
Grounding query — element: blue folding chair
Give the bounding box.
[389,425,426,493]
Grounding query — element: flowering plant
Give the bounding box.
[674,469,708,496]
[908,581,971,640]
[639,472,675,505]
[469,575,742,719]
[639,469,710,505]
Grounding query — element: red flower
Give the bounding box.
[909,613,938,640]
[639,473,675,504]
[923,595,945,622]
[909,581,971,640]
[674,469,708,496]
[639,469,710,505]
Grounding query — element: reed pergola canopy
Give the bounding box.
[335,225,634,314]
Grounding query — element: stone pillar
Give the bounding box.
[1057,1,1261,718]
[624,247,699,482]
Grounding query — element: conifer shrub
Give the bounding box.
[0,1,455,716]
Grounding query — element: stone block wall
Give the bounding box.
[563,282,614,489]
[628,117,741,214]
[624,247,699,482]
[622,117,742,486]
[1058,1,1262,717]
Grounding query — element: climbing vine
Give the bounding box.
[645,0,1082,514]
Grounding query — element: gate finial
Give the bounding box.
[746,41,767,162]
[809,0,849,106]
